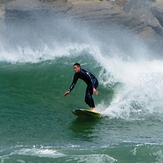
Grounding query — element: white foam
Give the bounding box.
[70,154,117,163]
[86,32,163,120]
[11,148,66,158]
[98,59,163,120]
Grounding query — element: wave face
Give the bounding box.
[0,11,163,162]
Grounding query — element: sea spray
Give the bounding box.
[101,59,163,120]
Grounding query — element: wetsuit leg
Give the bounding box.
[85,85,94,108]
[85,79,98,108]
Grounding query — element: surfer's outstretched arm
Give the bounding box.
[64,72,78,97]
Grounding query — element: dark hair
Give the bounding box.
[73,63,80,67]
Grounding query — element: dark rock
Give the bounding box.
[0,0,163,40]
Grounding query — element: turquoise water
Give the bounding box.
[0,15,163,162]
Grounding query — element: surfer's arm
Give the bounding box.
[64,74,78,96]
[86,71,98,95]
[86,71,98,94]
[85,71,96,88]
[69,73,78,91]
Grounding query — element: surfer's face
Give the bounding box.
[73,65,80,73]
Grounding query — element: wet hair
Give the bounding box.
[73,63,80,67]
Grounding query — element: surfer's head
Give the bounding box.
[73,63,81,73]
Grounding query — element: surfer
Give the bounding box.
[64,63,98,111]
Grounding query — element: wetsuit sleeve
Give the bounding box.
[69,73,78,92]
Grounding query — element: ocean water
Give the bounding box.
[0,14,163,163]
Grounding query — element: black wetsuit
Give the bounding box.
[69,68,98,108]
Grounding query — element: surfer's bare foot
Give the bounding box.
[92,108,96,111]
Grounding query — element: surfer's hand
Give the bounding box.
[64,90,70,96]
[93,88,98,95]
